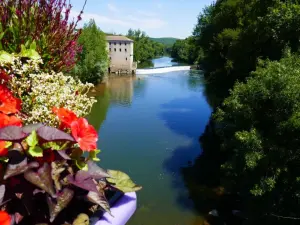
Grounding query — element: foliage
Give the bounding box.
[73,19,108,84]
[171,37,202,64]
[150,37,178,46]
[0,0,84,72]
[127,29,164,63]
[214,53,300,221]
[150,37,178,54]
[0,53,142,223]
[0,51,95,127]
[193,0,300,98]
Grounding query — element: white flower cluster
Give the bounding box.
[2,56,96,126]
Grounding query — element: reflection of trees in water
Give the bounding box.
[87,84,110,132]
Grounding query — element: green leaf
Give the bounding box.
[26,131,38,147]
[73,213,89,225]
[5,141,12,148]
[88,149,101,162]
[0,157,8,163]
[0,51,13,63]
[28,146,43,157]
[43,142,61,150]
[107,170,142,193]
[71,148,87,170]
[75,159,88,171]
[30,41,36,50]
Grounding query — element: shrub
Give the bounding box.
[73,19,108,84]
[0,0,85,71]
[0,49,142,224]
[0,51,96,127]
[214,52,300,217]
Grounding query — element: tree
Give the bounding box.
[193,0,300,100]
[171,37,200,64]
[126,29,164,63]
[73,19,108,84]
[214,53,300,223]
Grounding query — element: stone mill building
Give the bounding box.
[106,35,137,74]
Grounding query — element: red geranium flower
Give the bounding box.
[0,113,22,128]
[0,211,11,225]
[71,118,98,151]
[0,141,8,157]
[0,84,21,114]
[52,107,78,129]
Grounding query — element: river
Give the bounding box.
[88,57,212,225]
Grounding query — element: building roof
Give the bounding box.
[106,35,133,42]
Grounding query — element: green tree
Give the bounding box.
[73,19,108,84]
[214,53,300,223]
[171,37,200,64]
[126,29,164,63]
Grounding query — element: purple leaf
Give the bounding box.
[86,160,110,179]
[51,161,67,191]
[37,126,75,142]
[56,150,71,160]
[0,126,28,141]
[24,163,56,198]
[4,159,39,180]
[47,188,74,223]
[0,185,5,204]
[22,123,44,134]
[67,173,98,192]
[87,181,111,215]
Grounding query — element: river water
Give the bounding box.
[88,57,212,225]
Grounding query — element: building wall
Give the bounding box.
[107,40,134,73]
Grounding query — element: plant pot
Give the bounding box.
[94,192,137,225]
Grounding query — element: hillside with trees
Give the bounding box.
[127,29,164,63]
[150,37,178,46]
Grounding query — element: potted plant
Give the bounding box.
[0,49,141,224]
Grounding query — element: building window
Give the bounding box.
[126,57,128,61]
[125,48,127,52]
[110,57,111,60]
[119,42,122,45]
[109,48,111,52]
[119,48,122,52]
[114,42,116,45]
[109,42,112,45]
[114,48,116,52]
[125,43,127,46]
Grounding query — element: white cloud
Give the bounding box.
[127,15,167,29]
[70,9,167,31]
[137,10,156,17]
[107,3,119,13]
[71,10,131,26]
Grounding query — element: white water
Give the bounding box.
[136,66,191,74]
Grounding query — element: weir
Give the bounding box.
[136,66,191,74]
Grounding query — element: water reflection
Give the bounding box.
[107,76,135,107]
[88,58,215,225]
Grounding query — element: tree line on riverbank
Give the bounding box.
[180,0,300,224]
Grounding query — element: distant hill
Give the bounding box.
[150,37,179,47]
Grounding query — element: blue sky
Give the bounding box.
[71,0,214,39]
